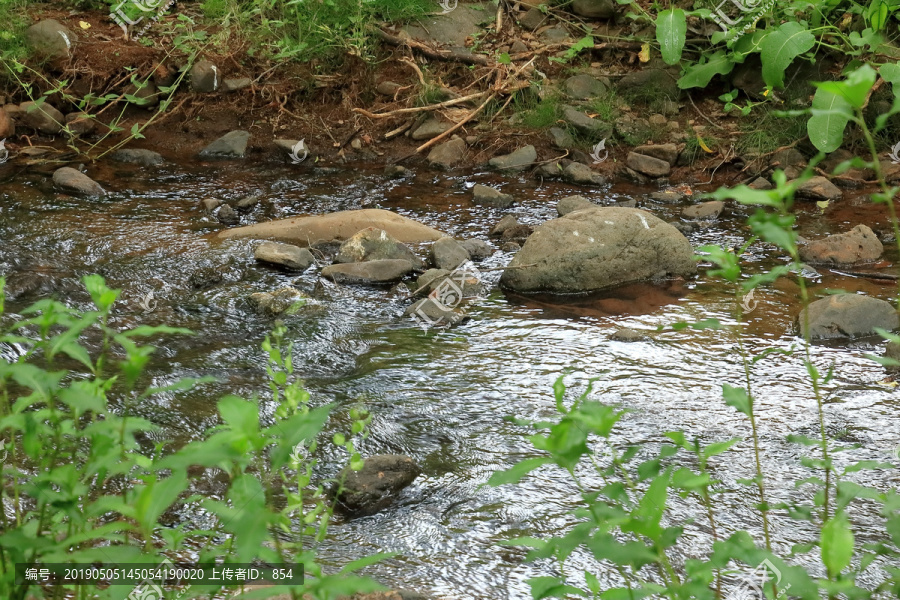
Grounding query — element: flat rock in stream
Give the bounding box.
[472,184,514,208]
[794,176,842,202]
[799,224,882,265]
[214,209,444,245]
[799,294,898,340]
[682,201,724,220]
[254,241,315,271]
[52,167,105,196]
[626,152,671,178]
[331,454,421,516]
[321,259,414,285]
[488,145,537,173]
[198,130,250,158]
[500,206,695,294]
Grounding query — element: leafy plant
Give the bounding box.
[0,276,382,600]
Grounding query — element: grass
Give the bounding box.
[735,104,808,156]
[195,0,435,65]
[0,0,30,64]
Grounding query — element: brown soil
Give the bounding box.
[2,3,759,185]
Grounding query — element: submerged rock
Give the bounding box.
[331,454,421,516]
[682,201,724,220]
[610,328,647,342]
[799,294,898,340]
[52,167,105,196]
[110,148,164,166]
[248,287,310,317]
[214,209,444,245]
[500,207,695,294]
[799,224,882,265]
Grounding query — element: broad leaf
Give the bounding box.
[656,9,686,65]
[812,64,876,110]
[821,512,854,577]
[807,87,853,153]
[760,22,815,89]
[678,50,735,89]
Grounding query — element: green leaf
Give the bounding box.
[812,64,877,110]
[678,50,735,89]
[656,9,686,65]
[807,87,854,153]
[821,511,854,577]
[760,22,815,89]
[723,384,751,416]
[133,472,188,539]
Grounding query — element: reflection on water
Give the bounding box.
[1,160,899,598]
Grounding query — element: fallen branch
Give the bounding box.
[353,91,490,119]
[415,92,498,154]
[829,269,899,281]
[374,28,491,66]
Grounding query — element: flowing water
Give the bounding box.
[1,158,899,599]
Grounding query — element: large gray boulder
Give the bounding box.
[214,209,444,245]
[799,224,882,265]
[334,227,422,267]
[799,294,898,339]
[500,207,695,293]
[52,167,105,196]
[331,454,421,517]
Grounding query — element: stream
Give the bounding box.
[1,158,899,599]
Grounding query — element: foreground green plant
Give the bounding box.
[0,276,382,600]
